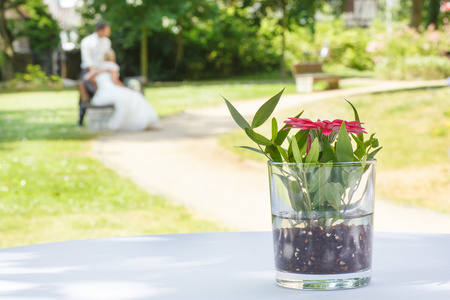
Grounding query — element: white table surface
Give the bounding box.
[0,232,448,300]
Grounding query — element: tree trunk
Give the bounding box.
[0,0,15,81]
[140,26,148,79]
[426,0,440,28]
[280,0,287,80]
[175,19,183,71]
[410,0,423,28]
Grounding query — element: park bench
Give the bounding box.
[291,62,339,93]
[77,76,147,131]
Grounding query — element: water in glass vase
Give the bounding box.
[272,212,373,290]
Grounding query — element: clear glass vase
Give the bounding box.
[268,161,376,290]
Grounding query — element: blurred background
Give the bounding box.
[1,0,450,83]
[0,0,449,248]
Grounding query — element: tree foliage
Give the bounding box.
[79,0,330,81]
[18,0,60,51]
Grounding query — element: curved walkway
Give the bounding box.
[93,79,450,233]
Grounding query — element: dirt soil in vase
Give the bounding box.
[273,224,372,274]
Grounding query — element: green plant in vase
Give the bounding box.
[223,89,382,289]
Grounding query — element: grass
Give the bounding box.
[145,77,366,117]
[218,86,450,213]
[0,90,226,248]
[146,81,297,116]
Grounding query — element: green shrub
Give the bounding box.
[284,19,375,72]
[375,56,450,80]
[368,22,450,79]
[6,65,63,90]
[315,20,375,71]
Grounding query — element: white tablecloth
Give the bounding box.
[0,232,448,299]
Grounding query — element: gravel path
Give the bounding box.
[93,79,450,233]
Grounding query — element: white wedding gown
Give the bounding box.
[91,72,160,131]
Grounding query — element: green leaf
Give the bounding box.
[354,147,366,160]
[305,138,320,164]
[371,138,379,148]
[347,166,363,184]
[309,166,332,193]
[245,128,272,146]
[295,129,310,157]
[368,147,383,160]
[287,181,306,211]
[271,118,278,141]
[345,99,360,122]
[336,122,354,162]
[223,96,251,130]
[265,145,283,162]
[291,135,303,163]
[274,111,304,145]
[235,146,265,155]
[351,133,366,150]
[251,88,284,128]
[346,166,364,201]
[345,99,363,142]
[312,190,326,208]
[321,137,336,163]
[365,133,376,148]
[325,182,344,210]
[276,145,290,162]
[351,133,366,160]
[274,174,305,211]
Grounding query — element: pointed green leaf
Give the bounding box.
[365,133,376,147]
[244,128,272,146]
[309,167,332,193]
[351,133,366,160]
[371,138,379,148]
[271,118,278,141]
[235,146,265,155]
[325,182,344,210]
[295,129,310,157]
[321,137,336,163]
[291,135,303,163]
[274,111,304,145]
[354,147,366,160]
[265,145,283,162]
[336,122,354,162]
[305,138,320,164]
[252,88,284,128]
[276,145,290,162]
[312,190,327,209]
[223,96,251,130]
[274,174,305,211]
[345,99,364,141]
[368,147,382,160]
[351,133,366,150]
[345,99,360,122]
[347,167,363,190]
[245,128,272,146]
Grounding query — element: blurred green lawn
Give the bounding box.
[0,89,229,248]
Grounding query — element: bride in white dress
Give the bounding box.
[84,50,160,131]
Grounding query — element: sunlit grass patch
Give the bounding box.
[0,89,226,248]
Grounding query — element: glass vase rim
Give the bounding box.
[267,160,376,167]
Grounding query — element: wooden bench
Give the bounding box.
[77,81,114,131]
[291,63,339,93]
[85,105,115,131]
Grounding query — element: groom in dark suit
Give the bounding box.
[78,22,112,126]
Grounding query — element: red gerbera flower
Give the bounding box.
[284,118,367,136]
